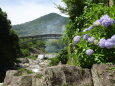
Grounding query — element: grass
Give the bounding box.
[108,67,115,71]
[35,74,43,79]
[15,68,33,76]
[61,84,92,86]
[49,57,59,66]
[27,55,37,60]
[2,84,8,86]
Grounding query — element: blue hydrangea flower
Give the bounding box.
[104,41,114,49]
[99,14,115,27]
[93,20,101,26]
[107,38,114,43]
[88,37,95,43]
[100,15,110,22]
[73,36,81,44]
[87,26,94,31]
[83,26,94,32]
[99,38,106,48]
[83,34,89,40]
[111,35,115,43]
[107,38,115,46]
[86,49,94,56]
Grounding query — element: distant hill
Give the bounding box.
[12,13,69,37]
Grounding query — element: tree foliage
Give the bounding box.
[58,0,115,68]
[0,8,20,81]
[50,47,68,66]
[69,4,115,68]
[58,0,86,21]
[19,39,46,57]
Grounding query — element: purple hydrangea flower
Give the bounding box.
[83,26,94,32]
[87,26,94,31]
[111,35,115,43]
[83,34,89,40]
[88,37,95,43]
[93,20,101,26]
[73,36,81,44]
[99,38,106,48]
[107,38,115,46]
[99,38,115,49]
[100,15,110,22]
[107,38,114,43]
[104,41,114,49]
[99,14,115,27]
[86,49,94,56]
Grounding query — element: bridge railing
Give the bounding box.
[19,34,62,44]
[19,34,62,39]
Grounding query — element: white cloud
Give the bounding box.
[0,0,67,25]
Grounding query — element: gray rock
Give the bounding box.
[10,75,32,86]
[4,70,18,85]
[4,65,93,86]
[91,64,115,86]
[18,58,29,64]
[33,65,93,86]
[4,70,32,86]
[4,64,115,86]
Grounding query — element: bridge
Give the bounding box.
[19,34,62,44]
[20,34,62,39]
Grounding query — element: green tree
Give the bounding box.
[0,8,20,82]
[59,0,114,44]
[19,39,46,57]
[58,0,115,68]
[57,0,85,21]
[90,0,114,6]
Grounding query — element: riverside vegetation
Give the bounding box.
[0,8,20,82]
[0,0,115,85]
[50,0,115,68]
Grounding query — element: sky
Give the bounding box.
[0,0,66,25]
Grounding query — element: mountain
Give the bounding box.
[12,13,69,37]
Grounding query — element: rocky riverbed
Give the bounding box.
[16,57,50,73]
[1,57,115,86]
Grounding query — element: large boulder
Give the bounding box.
[3,64,115,86]
[4,70,32,86]
[4,65,93,86]
[4,70,17,85]
[32,65,93,86]
[10,75,32,86]
[91,64,115,86]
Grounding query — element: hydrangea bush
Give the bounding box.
[74,15,115,49]
[68,4,115,68]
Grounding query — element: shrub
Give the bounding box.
[49,57,60,66]
[50,47,68,66]
[27,55,37,60]
[20,49,30,57]
[68,4,115,68]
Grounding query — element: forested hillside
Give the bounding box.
[12,13,69,36]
